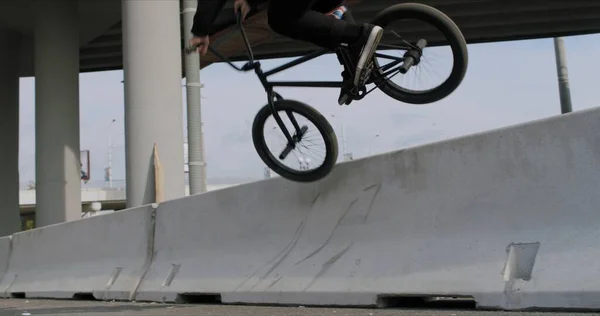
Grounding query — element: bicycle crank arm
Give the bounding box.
[278,125,308,160]
[278,144,295,160]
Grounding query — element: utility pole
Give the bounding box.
[553,37,573,114]
[330,114,349,161]
[107,118,116,188]
[341,122,347,159]
[182,0,208,194]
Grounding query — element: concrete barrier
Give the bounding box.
[0,236,10,287]
[134,107,600,310]
[0,205,155,300]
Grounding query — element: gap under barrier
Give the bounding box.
[132,106,600,310]
[0,205,155,300]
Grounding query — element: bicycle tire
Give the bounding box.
[252,99,339,182]
[370,3,468,104]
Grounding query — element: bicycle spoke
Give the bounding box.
[390,30,418,50]
[377,43,411,51]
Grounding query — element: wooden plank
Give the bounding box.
[199,9,279,68]
[153,143,164,204]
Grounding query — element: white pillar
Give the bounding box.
[182,0,208,195]
[0,30,21,236]
[122,0,185,207]
[34,0,81,227]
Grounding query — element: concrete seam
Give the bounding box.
[129,204,159,301]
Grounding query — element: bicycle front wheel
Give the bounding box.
[252,99,338,182]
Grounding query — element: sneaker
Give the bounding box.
[338,90,350,105]
[349,23,383,87]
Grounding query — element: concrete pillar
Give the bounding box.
[122,0,185,207]
[0,30,22,236]
[34,0,82,227]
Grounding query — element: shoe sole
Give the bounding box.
[353,25,383,86]
[338,94,349,105]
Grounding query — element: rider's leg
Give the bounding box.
[331,7,358,105]
[310,1,359,105]
[310,0,353,74]
[267,0,383,87]
[311,0,346,14]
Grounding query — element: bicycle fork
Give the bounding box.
[244,56,310,161]
[265,90,308,160]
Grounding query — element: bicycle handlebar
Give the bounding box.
[184,10,245,55]
[184,9,258,74]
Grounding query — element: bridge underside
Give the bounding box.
[80,0,600,73]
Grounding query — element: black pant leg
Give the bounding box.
[267,0,362,49]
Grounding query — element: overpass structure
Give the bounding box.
[45,0,600,72]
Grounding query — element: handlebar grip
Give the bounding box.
[184,46,196,55]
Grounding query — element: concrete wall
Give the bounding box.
[0,205,154,300]
[1,106,600,310]
[133,106,600,309]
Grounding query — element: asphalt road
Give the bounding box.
[0,299,594,316]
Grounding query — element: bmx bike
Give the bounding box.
[186,2,468,182]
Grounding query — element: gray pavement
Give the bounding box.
[0,299,594,316]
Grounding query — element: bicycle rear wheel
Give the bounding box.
[369,3,468,104]
[252,99,338,182]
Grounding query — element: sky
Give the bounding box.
[17,33,600,189]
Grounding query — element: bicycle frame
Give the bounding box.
[197,13,350,145]
[193,11,407,145]
[206,22,344,91]
[203,15,412,95]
